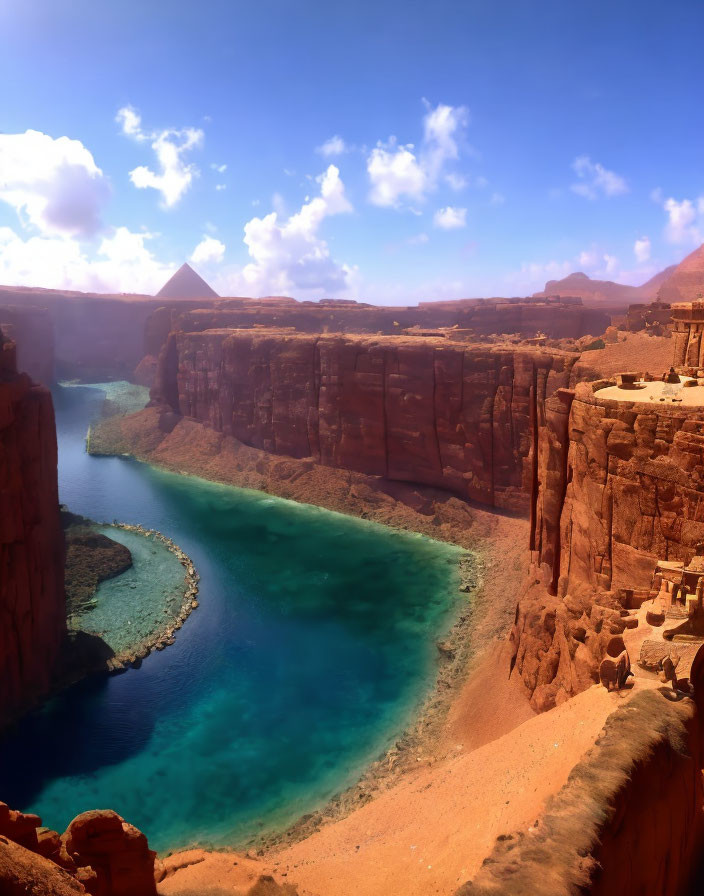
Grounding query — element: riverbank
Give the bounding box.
[88,410,537,838]
[63,514,200,674]
[84,407,630,896]
[86,522,200,671]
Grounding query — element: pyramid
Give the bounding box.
[156,263,219,299]
[657,243,704,303]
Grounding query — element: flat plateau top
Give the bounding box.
[595,375,704,406]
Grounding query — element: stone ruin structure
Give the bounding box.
[672,300,704,369]
[649,543,704,624]
[516,302,704,707]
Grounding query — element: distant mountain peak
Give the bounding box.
[156,263,219,299]
[534,264,677,309]
[657,243,704,303]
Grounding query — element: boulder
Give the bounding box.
[62,810,157,896]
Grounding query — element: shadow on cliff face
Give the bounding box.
[0,648,157,809]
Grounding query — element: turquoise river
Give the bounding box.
[0,382,466,852]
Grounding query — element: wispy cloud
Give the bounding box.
[662,196,704,245]
[634,236,651,262]
[316,135,349,157]
[116,105,204,208]
[570,155,627,199]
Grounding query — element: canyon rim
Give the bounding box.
[2,3,704,894]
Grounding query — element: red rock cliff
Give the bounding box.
[160,295,608,342]
[513,378,704,711]
[534,382,704,593]
[152,329,578,513]
[0,329,65,727]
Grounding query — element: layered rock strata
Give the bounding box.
[0,283,609,386]
[514,375,704,709]
[0,330,65,727]
[151,330,579,512]
[161,295,609,341]
[534,381,704,592]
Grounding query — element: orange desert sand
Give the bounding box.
[159,647,655,896]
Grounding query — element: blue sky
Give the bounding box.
[0,0,702,301]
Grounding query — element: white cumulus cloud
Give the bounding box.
[116,105,203,207]
[190,234,225,265]
[634,236,651,262]
[0,225,174,294]
[570,156,628,199]
[0,130,110,237]
[229,164,354,295]
[367,102,469,207]
[433,206,467,229]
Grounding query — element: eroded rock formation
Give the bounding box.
[0,804,157,896]
[513,373,704,709]
[151,330,579,512]
[536,382,704,592]
[0,329,65,727]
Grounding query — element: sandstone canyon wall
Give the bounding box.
[0,283,607,386]
[533,381,704,593]
[513,375,704,711]
[166,295,610,340]
[0,330,65,728]
[151,329,579,513]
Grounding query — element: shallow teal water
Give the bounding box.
[71,526,187,655]
[0,383,466,852]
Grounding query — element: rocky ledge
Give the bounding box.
[55,519,200,692]
[0,801,157,895]
[91,523,200,673]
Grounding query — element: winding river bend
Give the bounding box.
[0,383,464,852]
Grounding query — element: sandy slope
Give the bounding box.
[159,670,638,896]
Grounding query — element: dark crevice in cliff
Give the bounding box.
[529,363,540,552]
[487,357,497,506]
[551,392,574,595]
[431,349,443,475]
[382,350,389,479]
[311,338,321,459]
